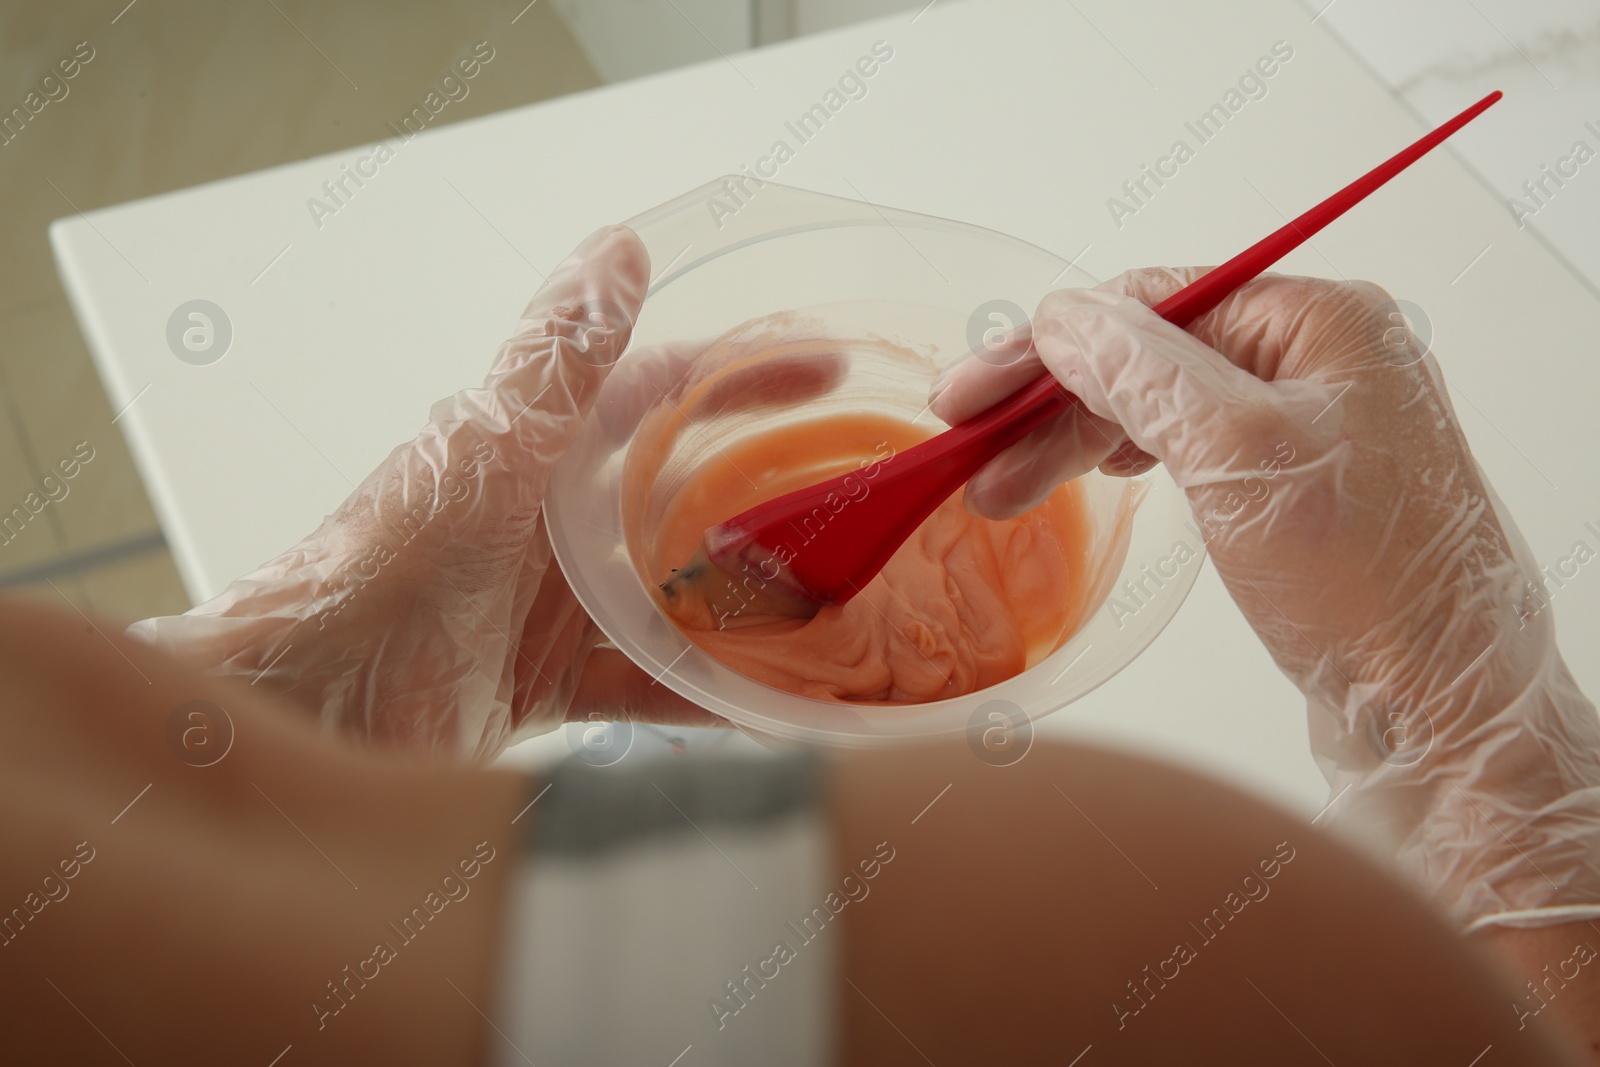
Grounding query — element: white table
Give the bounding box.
[51,0,1600,814]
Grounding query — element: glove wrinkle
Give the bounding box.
[127,226,660,758]
[935,266,1600,931]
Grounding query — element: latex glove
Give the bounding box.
[933,269,1600,932]
[129,226,719,758]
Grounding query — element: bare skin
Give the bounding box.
[1481,924,1600,1058]
[0,599,524,1066]
[0,595,1594,1064]
[831,743,1595,1066]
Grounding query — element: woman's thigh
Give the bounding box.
[831,739,1578,1066]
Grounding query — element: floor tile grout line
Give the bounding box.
[0,528,168,589]
[0,359,71,551]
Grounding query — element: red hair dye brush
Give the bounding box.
[660,91,1502,629]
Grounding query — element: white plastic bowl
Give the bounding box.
[546,178,1204,746]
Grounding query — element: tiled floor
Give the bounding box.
[0,0,599,626]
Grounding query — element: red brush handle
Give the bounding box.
[938,89,1505,450]
[725,91,1502,606]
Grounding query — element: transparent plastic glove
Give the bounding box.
[129,226,719,758]
[933,269,1600,931]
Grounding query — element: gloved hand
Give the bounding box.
[129,226,721,758]
[933,269,1600,932]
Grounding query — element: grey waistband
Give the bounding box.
[522,748,825,859]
